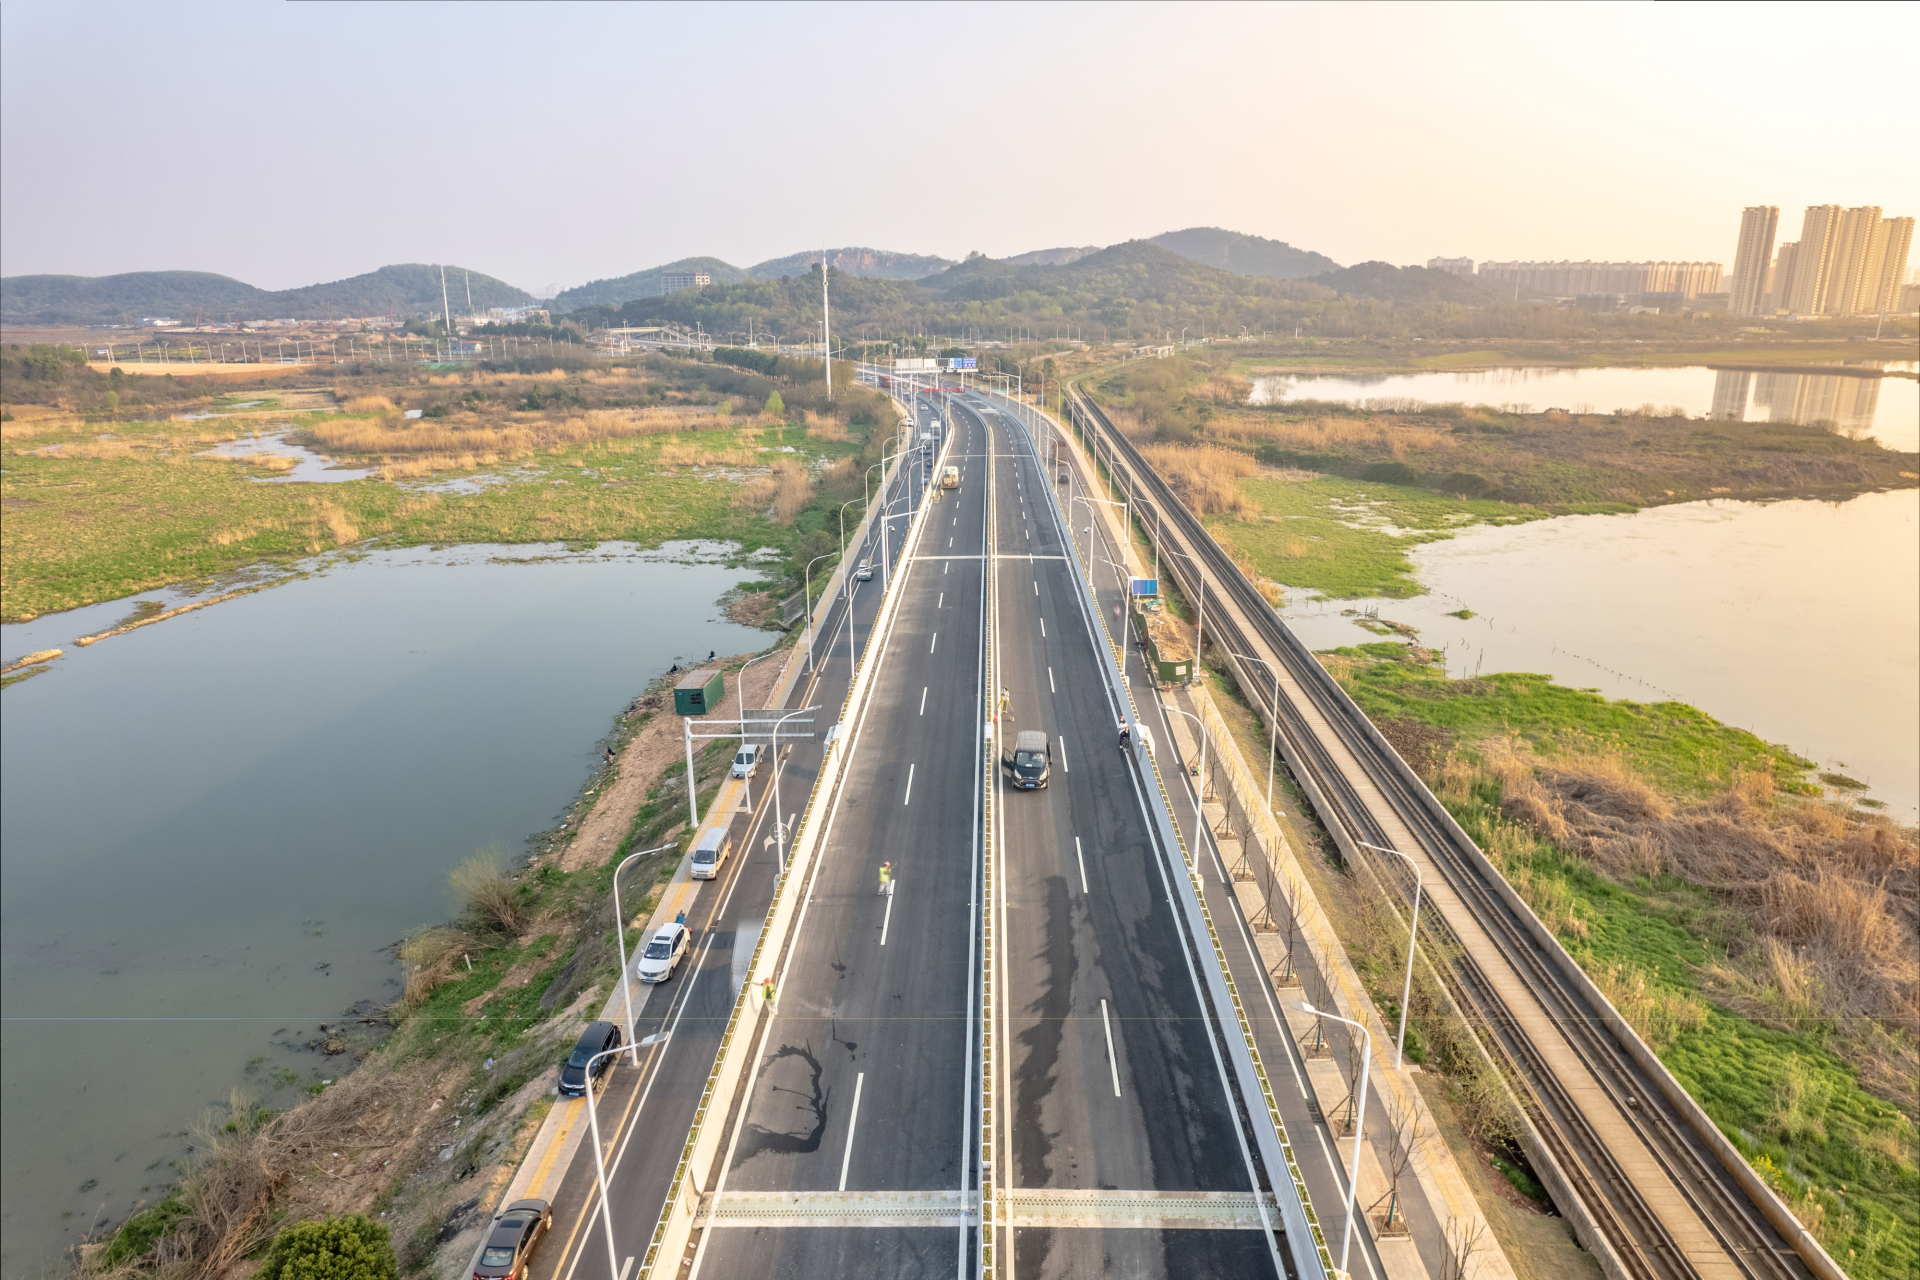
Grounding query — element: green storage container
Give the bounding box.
[673,669,726,716]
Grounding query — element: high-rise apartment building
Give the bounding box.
[1769,205,1913,315]
[1825,206,1884,315]
[1426,256,1475,277]
[1780,205,1842,313]
[1727,206,1778,317]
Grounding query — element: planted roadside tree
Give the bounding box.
[764,390,785,416]
[260,1214,396,1280]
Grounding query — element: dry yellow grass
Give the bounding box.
[655,441,756,467]
[805,411,847,442]
[341,395,396,414]
[730,460,813,523]
[1213,414,1454,459]
[309,407,723,463]
[1138,443,1256,516]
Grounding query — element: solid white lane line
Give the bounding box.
[920,686,928,715]
[904,762,916,805]
[1075,837,1088,894]
[930,632,938,654]
[616,1258,633,1280]
[1101,1000,1121,1096]
[838,1072,866,1191]
[1048,666,1055,693]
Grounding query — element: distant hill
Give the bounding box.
[1149,227,1339,280]
[1003,245,1102,267]
[1,263,533,325]
[745,247,955,281]
[551,258,749,312]
[1307,261,1491,305]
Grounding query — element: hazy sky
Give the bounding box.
[3,1,1914,294]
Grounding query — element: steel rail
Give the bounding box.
[1064,385,1824,1280]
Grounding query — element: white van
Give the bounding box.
[690,827,733,880]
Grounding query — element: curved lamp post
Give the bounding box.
[1297,1000,1371,1278]
[1360,840,1423,1070]
[613,843,677,1065]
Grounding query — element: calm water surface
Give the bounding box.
[0,543,768,1273]
[1281,490,1919,818]
[1249,365,1919,451]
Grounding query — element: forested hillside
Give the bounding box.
[2,264,533,324]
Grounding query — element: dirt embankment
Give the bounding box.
[558,649,788,873]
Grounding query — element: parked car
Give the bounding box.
[472,1198,551,1280]
[731,743,761,779]
[557,1021,622,1098]
[472,1199,552,1280]
[635,921,690,983]
[854,559,873,581]
[1005,729,1052,789]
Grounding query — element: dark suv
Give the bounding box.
[557,1021,623,1098]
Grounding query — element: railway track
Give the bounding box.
[1061,386,1839,1280]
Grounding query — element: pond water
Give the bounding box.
[1280,489,1919,819]
[0,543,770,1274]
[1248,365,1919,451]
[195,429,378,483]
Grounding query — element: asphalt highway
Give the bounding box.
[980,398,1280,1280]
[526,394,950,1280]
[685,397,989,1278]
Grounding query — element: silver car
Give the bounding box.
[635,922,690,983]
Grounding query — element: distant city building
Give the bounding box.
[1426,256,1475,277]
[661,271,711,294]
[1771,205,1913,315]
[1727,206,1779,317]
[1476,260,1722,299]
[482,306,550,325]
[141,317,181,327]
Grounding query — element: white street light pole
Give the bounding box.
[1231,651,1283,814]
[683,717,699,829]
[735,650,779,812]
[1162,705,1210,858]
[1360,841,1424,1070]
[612,843,676,1064]
[580,1043,628,1280]
[1297,1000,1372,1278]
[769,706,819,874]
[802,552,836,673]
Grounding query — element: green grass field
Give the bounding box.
[1206,475,1622,599]
[0,416,840,621]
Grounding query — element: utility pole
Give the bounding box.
[464,270,473,322]
[820,250,833,401]
[440,264,453,334]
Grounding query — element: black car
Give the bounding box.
[472,1198,551,1280]
[557,1021,623,1098]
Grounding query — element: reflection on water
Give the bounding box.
[0,542,769,1273]
[1708,369,1885,436]
[1248,364,1918,451]
[1281,491,1919,820]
